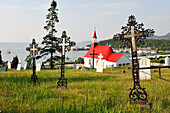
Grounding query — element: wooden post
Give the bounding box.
[159,67,161,77]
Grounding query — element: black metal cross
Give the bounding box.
[26,39,40,83]
[113,15,154,104]
[90,49,98,69]
[56,31,76,88]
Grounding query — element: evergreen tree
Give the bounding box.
[0,50,3,64]
[11,56,19,69]
[38,0,59,69]
[25,54,32,68]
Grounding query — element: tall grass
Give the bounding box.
[0,66,169,112]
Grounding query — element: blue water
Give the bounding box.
[0,42,87,66]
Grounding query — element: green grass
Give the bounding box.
[0,66,169,112]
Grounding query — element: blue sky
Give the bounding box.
[0,0,170,43]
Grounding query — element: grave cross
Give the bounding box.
[26,39,40,83]
[90,49,98,69]
[123,26,144,52]
[113,15,154,105]
[30,44,38,58]
[98,53,103,60]
[56,31,76,88]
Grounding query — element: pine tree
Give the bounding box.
[38,0,59,69]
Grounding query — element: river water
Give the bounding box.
[0,42,88,66]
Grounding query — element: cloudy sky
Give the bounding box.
[0,0,170,43]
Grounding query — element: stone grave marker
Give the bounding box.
[96,53,104,73]
[165,57,170,66]
[139,57,151,80]
[73,63,76,69]
[89,65,93,69]
[81,66,85,71]
[24,64,27,70]
[17,60,22,71]
[76,65,79,69]
[36,63,41,72]
[8,61,11,69]
[111,65,114,70]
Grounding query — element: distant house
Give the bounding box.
[84,30,131,68]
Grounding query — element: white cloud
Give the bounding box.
[0,4,22,11]
[99,2,139,10]
[146,15,170,22]
[98,2,139,16]
[28,4,49,10]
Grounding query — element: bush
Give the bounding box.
[0,50,2,64]
[76,57,84,64]
[11,56,19,69]
[160,59,165,63]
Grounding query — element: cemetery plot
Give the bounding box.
[0,67,169,112]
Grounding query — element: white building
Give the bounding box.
[84,30,131,68]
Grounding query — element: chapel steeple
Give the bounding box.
[91,28,98,48]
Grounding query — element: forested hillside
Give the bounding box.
[98,39,170,51]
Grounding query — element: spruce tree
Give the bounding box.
[38,0,59,69]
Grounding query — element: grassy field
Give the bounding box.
[0,66,169,112]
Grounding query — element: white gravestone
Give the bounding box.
[165,57,170,66]
[36,63,41,72]
[73,63,76,69]
[17,60,22,71]
[8,61,11,69]
[96,53,104,73]
[81,66,85,71]
[24,64,27,70]
[76,66,79,69]
[139,57,151,80]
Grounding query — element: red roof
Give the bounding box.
[84,45,124,62]
[92,30,97,39]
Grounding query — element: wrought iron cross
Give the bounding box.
[90,49,98,69]
[26,39,40,83]
[113,15,154,104]
[56,31,76,88]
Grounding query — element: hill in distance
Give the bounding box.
[149,32,170,40]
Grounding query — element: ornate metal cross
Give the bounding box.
[26,39,40,83]
[56,31,76,88]
[113,15,154,104]
[90,49,98,69]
